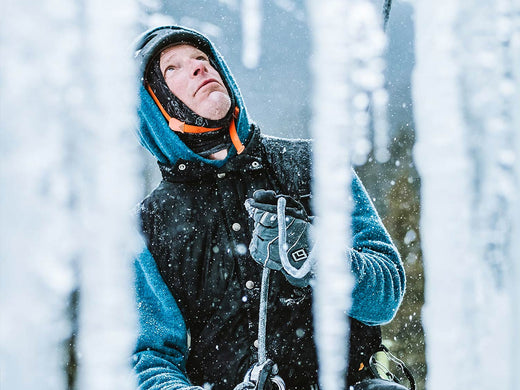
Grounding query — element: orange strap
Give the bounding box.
[146,84,245,154]
[230,106,245,154]
[146,84,172,122]
[146,84,222,133]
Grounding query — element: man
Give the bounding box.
[133,26,408,390]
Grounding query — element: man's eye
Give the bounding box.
[197,56,208,61]
[165,66,176,73]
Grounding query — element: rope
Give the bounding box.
[233,382,255,390]
[369,345,416,390]
[239,266,285,390]
[258,267,270,364]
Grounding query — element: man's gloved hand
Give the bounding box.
[245,190,314,287]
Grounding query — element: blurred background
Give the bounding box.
[136,0,426,389]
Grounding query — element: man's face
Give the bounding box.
[159,44,231,121]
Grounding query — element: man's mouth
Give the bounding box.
[195,79,219,95]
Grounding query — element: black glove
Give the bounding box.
[245,190,314,287]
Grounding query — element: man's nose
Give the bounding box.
[191,60,207,77]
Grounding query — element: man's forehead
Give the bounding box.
[160,44,206,61]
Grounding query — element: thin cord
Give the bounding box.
[258,267,270,364]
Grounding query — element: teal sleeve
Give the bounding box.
[133,248,203,390]
[348,172,406,325]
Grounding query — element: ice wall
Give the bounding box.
[0,1,140,389]
[413,0,520,388]
[307,0,387,389]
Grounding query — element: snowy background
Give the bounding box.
[1,0,519,389]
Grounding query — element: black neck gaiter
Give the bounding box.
[145,56,235,157]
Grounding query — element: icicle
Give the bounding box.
[0,1,140,389]
[74,1,139,390]
[510,1,520,386]
[241,0,262,69]
[413,0,520,388]
[0,2,79,388]
[306,2,352,390]
[345,1,389,165]
[307,1,390,388]
[372,88,390,163]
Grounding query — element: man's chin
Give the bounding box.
[197,94,231,120]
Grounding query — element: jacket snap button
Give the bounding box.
[178,164,186,171]
[251,161,260,168]
[217,172,226,178]
[232,222,241,231]
[246,280,255,289]
[254,339,259,348]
